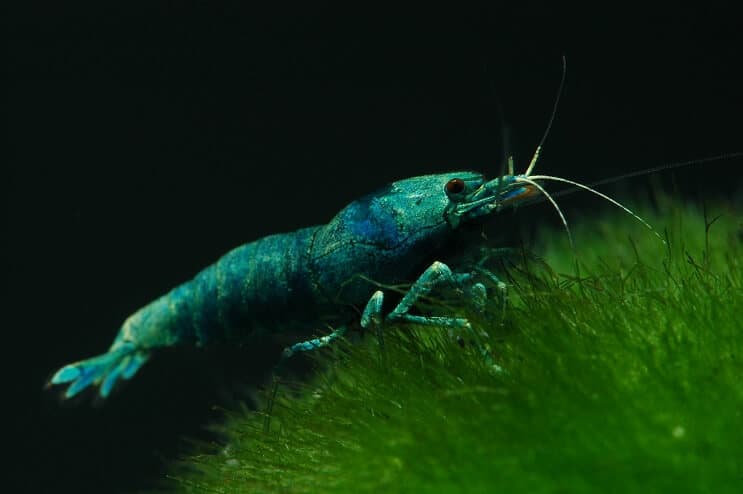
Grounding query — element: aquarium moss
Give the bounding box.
[162,198,743,493]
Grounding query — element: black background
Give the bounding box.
[6,3,743,493]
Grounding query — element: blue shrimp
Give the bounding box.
[49,150,662,400]
[47,170,532,399]
[48,60,658,400]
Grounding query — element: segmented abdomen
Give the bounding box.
[192,226,326,343]
[120,226,323,349]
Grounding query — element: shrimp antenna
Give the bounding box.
[547,151,743,200]
[525,55,567,177]
[517,176,574,249]
[528,174,666,244]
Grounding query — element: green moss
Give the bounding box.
[162,198,743,493]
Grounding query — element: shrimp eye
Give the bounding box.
[445,178,466,195]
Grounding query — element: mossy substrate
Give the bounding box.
[164,198,743,493]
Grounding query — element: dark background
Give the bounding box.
[5,3,743,493]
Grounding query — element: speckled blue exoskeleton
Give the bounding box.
[48,60,659,400]
[47,169,533,399]
[50,145,659,400]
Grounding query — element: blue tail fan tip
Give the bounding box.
[49,344,150,399]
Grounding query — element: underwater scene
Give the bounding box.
[7,4,743,493]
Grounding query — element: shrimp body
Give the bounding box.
[50,172,535,399]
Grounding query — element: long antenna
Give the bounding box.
[546,152,743,201]
[528,174,665,243]
[518,176,574,249]
[525,55,567,177]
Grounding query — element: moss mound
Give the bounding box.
[163,198,743,493]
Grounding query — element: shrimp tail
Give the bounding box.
[48,342,150,399]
